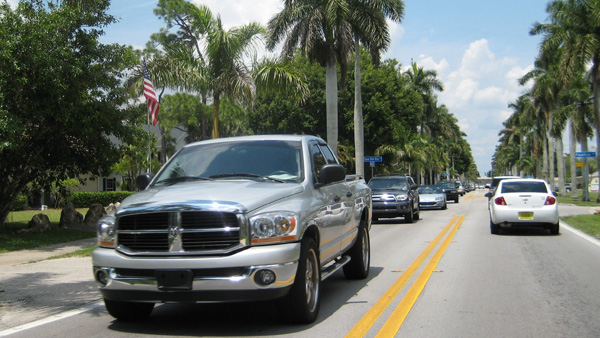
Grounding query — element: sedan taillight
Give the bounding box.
[544,196,557,205]
[494,196,507,205]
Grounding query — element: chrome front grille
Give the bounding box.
[116,211,244,255]
[372,194,396,202]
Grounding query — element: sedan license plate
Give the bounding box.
[519,212,534,220]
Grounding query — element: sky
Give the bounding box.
[90,1,559,176]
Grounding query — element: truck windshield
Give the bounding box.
[154,140,304,186]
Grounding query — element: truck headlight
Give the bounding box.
[249,211,297,244]
[97,216,116,248]
[395,194,409,201]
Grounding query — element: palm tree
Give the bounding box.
[404,61,444,135]
[267,0,355,156]
[347,0,404,175]
[531,0,600,202]
[154,0,264,139]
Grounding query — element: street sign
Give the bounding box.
[576,162,586,167]
[575,152,596,158]
[364,156,383,162]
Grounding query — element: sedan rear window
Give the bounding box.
[500,181,548,194]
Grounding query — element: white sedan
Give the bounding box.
[487,178,559,235]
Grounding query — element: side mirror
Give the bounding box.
[484,192,492,198]
[136,173,153,191]
[317,164,346,186]
[411,183,418,190]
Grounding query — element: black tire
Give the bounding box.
[490,219,499,235]
[104,299,154,321]
[405,203,414,223]
[550,222,560,235]
[280,237,320,324]
[455,196,459,203]
[442,203,447,210]
[343,220,370,280]
[413,204,420,221]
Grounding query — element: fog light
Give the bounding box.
[255,269,276,286]
[95,269,108,286]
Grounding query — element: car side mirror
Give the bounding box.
[484,192,492,198]
[316,164,345,187]
[136,173,153,191]
[411,183,418,190]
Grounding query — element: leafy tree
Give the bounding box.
[267,0,355,156]
[531,0,600,202]
[0,0,138,227]
[154,0,264,139]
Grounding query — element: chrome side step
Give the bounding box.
[321,255,351,281]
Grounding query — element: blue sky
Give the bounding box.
[97,0,553,177]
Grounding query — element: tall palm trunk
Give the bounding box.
[542,136,549,182]
[325,56,338,156]
[569,119,578,198]
[212,92,221,139]
[353,37,364,176]
[556,135,565,196]
[581,138,591,201]
[592,65,600,202]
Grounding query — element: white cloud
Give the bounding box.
[192,0,282,28]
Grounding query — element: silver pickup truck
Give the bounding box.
[92,135,372,324]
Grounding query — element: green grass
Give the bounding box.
[557,189,600,207]
[1,208,95,253]
[561,214,600,240]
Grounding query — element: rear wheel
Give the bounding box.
[549,222,560,235]
[490,220,499,234]
[104,299,154,321]
[343,220,370,279]
[280,237,320,324]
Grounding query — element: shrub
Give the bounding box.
[70,191,135,208]
[11,195,28,211]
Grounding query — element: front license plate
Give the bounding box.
[156,269,193,291]
[519,212,534,220]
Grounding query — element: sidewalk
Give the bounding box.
[0,237,97,266]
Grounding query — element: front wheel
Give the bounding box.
[343,220,370,279]
[405,203,415,223]
[104,299,154,321]
[279,237,320,324]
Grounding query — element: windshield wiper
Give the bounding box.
[155,176,212,185]
[209,173,285,183]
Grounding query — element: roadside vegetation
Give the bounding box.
[1,209,95,253]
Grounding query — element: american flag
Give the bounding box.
[143,61,159,126]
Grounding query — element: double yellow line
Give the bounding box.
[345,214,466,338]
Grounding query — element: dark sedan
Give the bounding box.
[436,181,459,203]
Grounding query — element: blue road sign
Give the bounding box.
[364,156,383,162]
[575,152,596,158]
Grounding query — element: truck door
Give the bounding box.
[310,142,351,264]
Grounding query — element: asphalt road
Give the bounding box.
[1,190,599,337]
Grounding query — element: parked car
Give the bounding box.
[436,181,459,203]
[417,185,447,210]
[369,174,420,223]
[486,178,559,235]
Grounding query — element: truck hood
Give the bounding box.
[117,180,305,215]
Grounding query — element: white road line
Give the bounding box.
[560,221,600,248]
[0,300,104,337]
